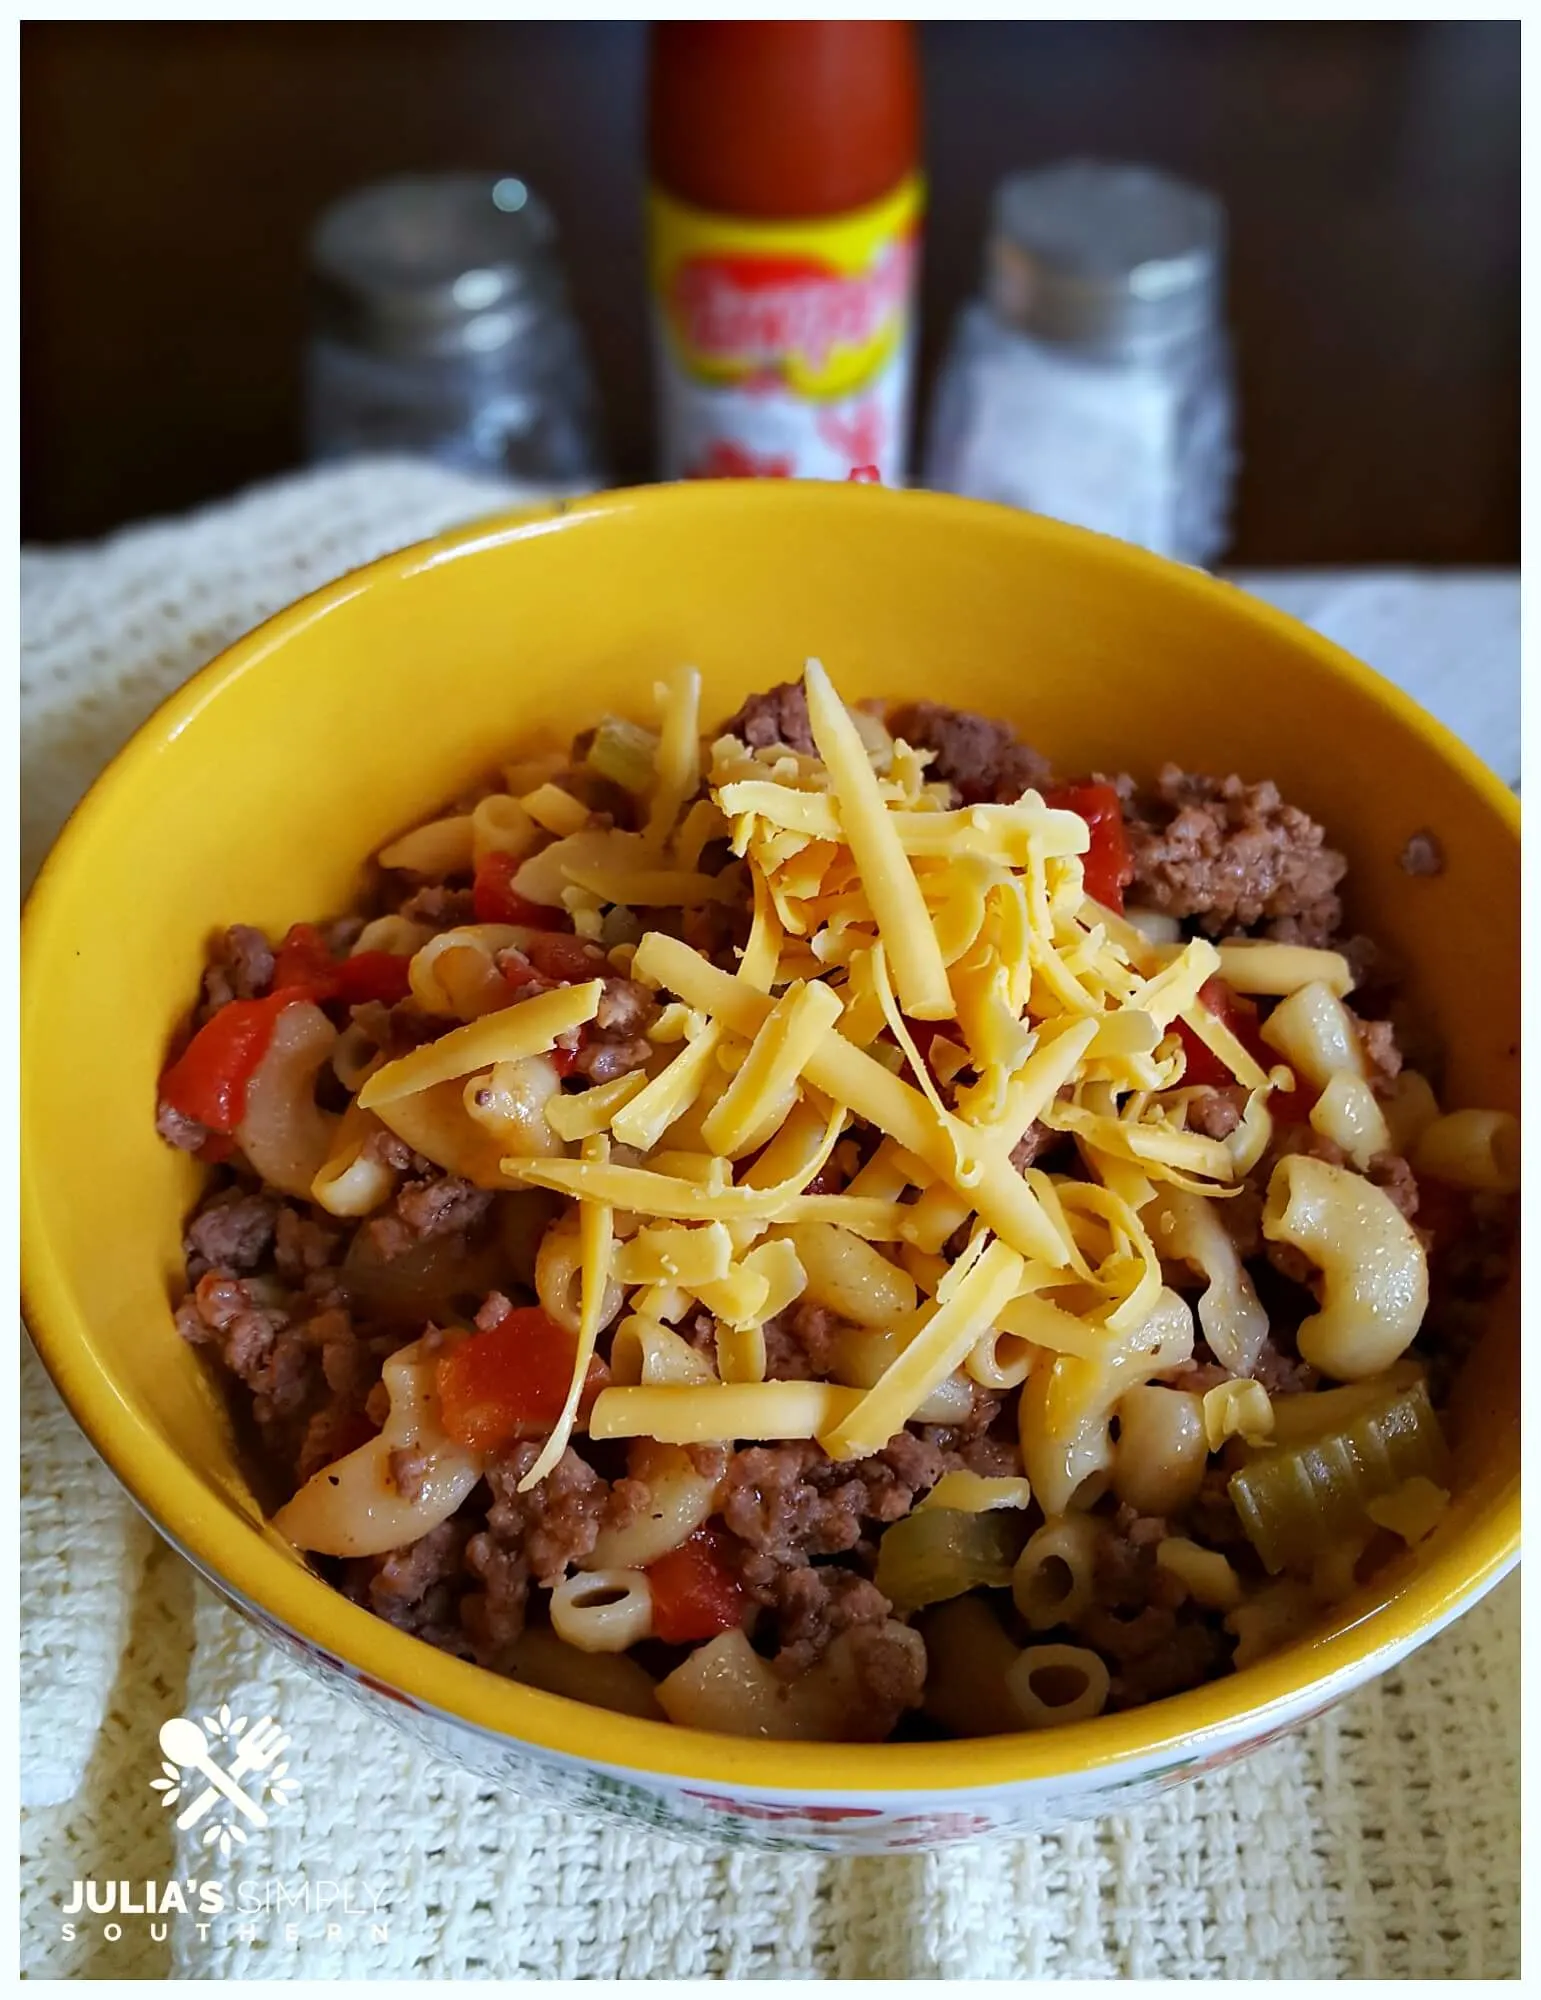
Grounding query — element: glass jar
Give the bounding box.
[924,160,1234,566]
[306,173,604,488]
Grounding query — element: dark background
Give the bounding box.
[22,20,1518,561]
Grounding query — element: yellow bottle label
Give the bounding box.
[648,174,924,481]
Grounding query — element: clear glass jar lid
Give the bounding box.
[310,173,569,364]
[987,159,1224,361]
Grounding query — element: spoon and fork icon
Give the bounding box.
[158,1715,291,1832]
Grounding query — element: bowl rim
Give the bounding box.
[22,480,1521,1795]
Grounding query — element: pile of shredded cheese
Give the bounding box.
[367,661,1298,1492]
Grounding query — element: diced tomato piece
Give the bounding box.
[846,464,881,484]
[646,1529,747,1645]
[1172,976,1247,1089]
[158,989,299,1133]
[548,1038,582,1080]
[472,851,571,929]
[1171,1019,1230,1090]
[1042,782,1134,913]
[1174,976,1312,1119]
[329,951,414,1006]
[436,1305,608,1454]
[271,922,336,992]
[273,922,412,1008]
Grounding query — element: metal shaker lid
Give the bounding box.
[310,173,566,362]
[986,159,1224,359]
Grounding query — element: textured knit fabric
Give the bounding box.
[19,459,1520,1978]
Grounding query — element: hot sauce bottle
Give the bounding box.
[647,22,923,483]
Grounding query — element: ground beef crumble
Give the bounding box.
[480,1443,612,1584]
[348,1520,469,1644]
[156,1098,213,1154]
[1074,1521,1231,1709]
[1398,830,1445,877]
[888,701,1052,805]
[1187,1087,1246,1140]
[1010,1121,1053,1169]
[763,1565,894,1677]
[202,924,275,1011]
[364,1173,494,1260]
[720,681,816,755]
[185,1188,280,1276]
[1122,765,1347,946]
[760,1301,843,1381]
[396,883,475,929]
[721,1434,951,1582]
[1354,1014,1404,1093]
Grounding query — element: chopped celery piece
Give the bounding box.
[586,716,660,796]
[874,1506,1020,1613]
[1265,1359,1424,1448]
[1228,1382,1450,1575]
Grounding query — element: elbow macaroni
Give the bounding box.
[1150,1187,1267,1376]
[1413,1109,1520,1193]
[471,791,539,863]
[1013,1512,1105,1629]
[1006,1644,1111,1727]
[1259,979,1364,1092]
[585,1441,720,1569]
[537,1218,627,1337]
[410,927,531,1020]
[464,1055,567,1160]
[1380,1069,1441,1154]
[964,1325,1036,1390]
[549,1570,654,1653]
[377,814,476,876]
[1018,1288,1195,1517]
[828,1321,976,1425]
[608,1313,718,1388]
[273,1335,482,1558]
[1262,1154,1428,1378]
[353,914,435,957]
[1111,1384,1207,1515]
[1309,1071,1392,1169]
[236,1000,338,1200]
[784,1221,917,1326]
[311,1103,399,1218]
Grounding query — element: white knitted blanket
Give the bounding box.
[20,460,1520,1979]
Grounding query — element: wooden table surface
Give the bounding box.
[21,21,1517,562]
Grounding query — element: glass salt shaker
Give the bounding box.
[306,173,604,488]
[924,160,1234,566]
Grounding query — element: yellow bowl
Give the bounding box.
[22,482,1519,1849]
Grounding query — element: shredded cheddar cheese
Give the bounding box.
[821,1239,1026,1461]
[917,1472,1034,1513]
[589,1380,865,1444]
[367,661,1292,1479]
[803,659,954,1020]
[360,982,604,1109]
[519,1133,615,1490]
